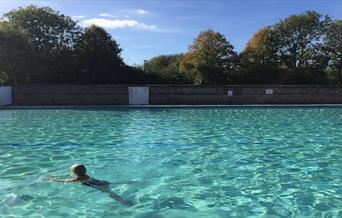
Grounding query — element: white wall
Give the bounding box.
[128,87,149,105]
[0,86,12,106]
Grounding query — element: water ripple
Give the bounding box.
[0,107,341,217]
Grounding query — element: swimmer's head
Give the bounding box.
[70,164,86,178]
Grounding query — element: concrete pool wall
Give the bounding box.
[8,85,342,106]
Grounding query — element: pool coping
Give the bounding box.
[2,104,342,109]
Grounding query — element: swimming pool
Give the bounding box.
[0,107,341,217]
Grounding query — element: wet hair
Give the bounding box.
[71,164,86,177]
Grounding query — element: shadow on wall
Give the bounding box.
[0,86,12,106]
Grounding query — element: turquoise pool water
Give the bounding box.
[0,107,341,217]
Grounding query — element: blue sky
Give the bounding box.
[0,0,341,65]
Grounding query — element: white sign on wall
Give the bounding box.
[128,87,149,105]
[0,86,12,106]
[227,90,233,96]
[266,89,273,95]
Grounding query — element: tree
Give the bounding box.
[238,27,281,84]
[2,5,82,83]
[0,24,39,84]
[119,65,162,84]
[267,11,331,83]
[326,20,342,83]
[243,27,275,64]
[75,25,124,83]
[3,5,81,51]
[145,54,188,84]
[179,29,237,85]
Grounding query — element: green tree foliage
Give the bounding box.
[120,65,162,84]
[326,20,342,83]
[1,5,82,83]
[267,11,331,84]
[0,5,341,86]
[0,5,148,85]
[145,54,189,84]
[0,24,39,84]
[75,25,124,83]
[179,29,237,85]
[4,5,81,51]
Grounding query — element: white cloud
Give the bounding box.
[136,9,149,15]
[98,13,117,18]
[72,15,86,20]
[80,18,157,31]
[122,8,150,15]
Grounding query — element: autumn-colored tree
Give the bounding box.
[238,27,281,84]
[179,53,200,84]
[179,29,237,85]
[245,27,269,51]
[1,5,341,85]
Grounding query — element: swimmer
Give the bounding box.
[47,164,133,206]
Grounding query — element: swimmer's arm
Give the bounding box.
[46,176,79,183]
